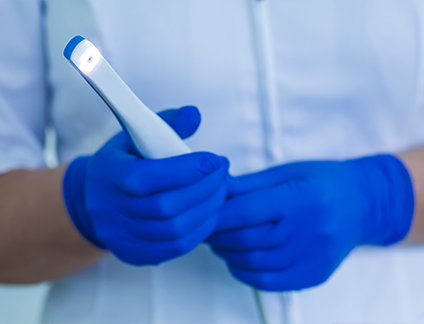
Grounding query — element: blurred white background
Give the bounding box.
[0,283,49,323]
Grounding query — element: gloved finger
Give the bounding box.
[118,152,229,196]
[228,161,316,198]
[207,220,294,251]
[208,222,275,249]
[104,212,219,266]
[157,106,201,139]
[117,158,229,218]
[99,130,140,156]
[214,179,317,233]
[210,227,315,271]
[229,251,341,292]
[119,182,227,241]
[101,106,200,153]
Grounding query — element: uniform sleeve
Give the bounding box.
[0,0,47,174]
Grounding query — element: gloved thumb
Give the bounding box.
[157,106,201,139]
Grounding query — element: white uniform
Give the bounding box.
[1,0,424,323]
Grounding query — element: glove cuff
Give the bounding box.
[352,154,415,246]
[63,156,107,249]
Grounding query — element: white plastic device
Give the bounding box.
[64,36,192,159]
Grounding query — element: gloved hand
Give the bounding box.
[63,106,230,266]
[207,155,414,291]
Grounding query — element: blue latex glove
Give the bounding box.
[207,155,414,291]
[63,106,229,266]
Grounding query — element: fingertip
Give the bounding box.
[178,106,201,139]
[121,151,229,196]
[196,152,227,176]
[219,156,230,172]
[180,105,201,124]
[220,155,230,165]
[157,106,201,139]
[174,105,201,139]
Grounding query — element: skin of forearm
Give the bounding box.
[0,165,105,284]
[398,146,424,244]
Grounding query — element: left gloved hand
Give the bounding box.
[207,155,415,291]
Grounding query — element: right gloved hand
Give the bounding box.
[63,106,230,265]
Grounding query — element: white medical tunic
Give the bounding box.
[1,0,424,323]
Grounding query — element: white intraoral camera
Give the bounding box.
[64,36,192,159]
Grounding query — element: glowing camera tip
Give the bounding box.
[77,45,101,74]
